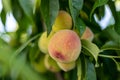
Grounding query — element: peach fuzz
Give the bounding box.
[48,30,81,63]
[81,27,94,41]
[52,10,72,32]
[57,61,75,72]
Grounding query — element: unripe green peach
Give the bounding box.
[52,10,72,32]
[48,30,81,63]
[57,61,76,72]
[44,54,60,72]
[38,31,54,54]
[81,27,94,41]
[31,56,47,73]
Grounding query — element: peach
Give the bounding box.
[38,31,54,54]
[52,10,72,32]
[31,56,47,73]
[57,61,76,72]
[48,30,81,63]
[81,27,94,41]
[44,54,60,72]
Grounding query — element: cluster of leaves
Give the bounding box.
[0,0,120,80]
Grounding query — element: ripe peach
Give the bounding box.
[48,30,81,63]
[44,54,60,72]
[52,10,72,32]
[57,61,75,72]
[38,31,54,54]
[81,27,94,41]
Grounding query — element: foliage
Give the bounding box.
[0,0,120,80]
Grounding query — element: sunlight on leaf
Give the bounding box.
[33,0,41,14]
[101,41,120,51]
[2,0,11,13]
[81,39,100,65]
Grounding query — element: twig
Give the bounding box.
[98,54,120,59]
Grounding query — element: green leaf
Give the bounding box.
[115,25,120,35]
[103,26,120,43]
[76,17,86,36]
[116,62,120,71]
[2,0,11,13]
[18,0,34,18]
[10,33,41,62]
[101,41,120,51]
[90,0,108,20]
[95,6,105,20]
[69,68,77,80]
[40,0,59,35]
[81,39,100,64]
[11,0,22,21]
[85,58,97,80]
[77,54,86,80]
[0,9,6,25]
[28,43,41,62]
[69,0,83,27]
[112,58,120,72]
[114,12,120,35]
[77,54,97,80]
[77,58,82,80]
[108,1,120,35]
[33,0,41,14]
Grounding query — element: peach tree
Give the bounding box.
[0,0,120,80]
